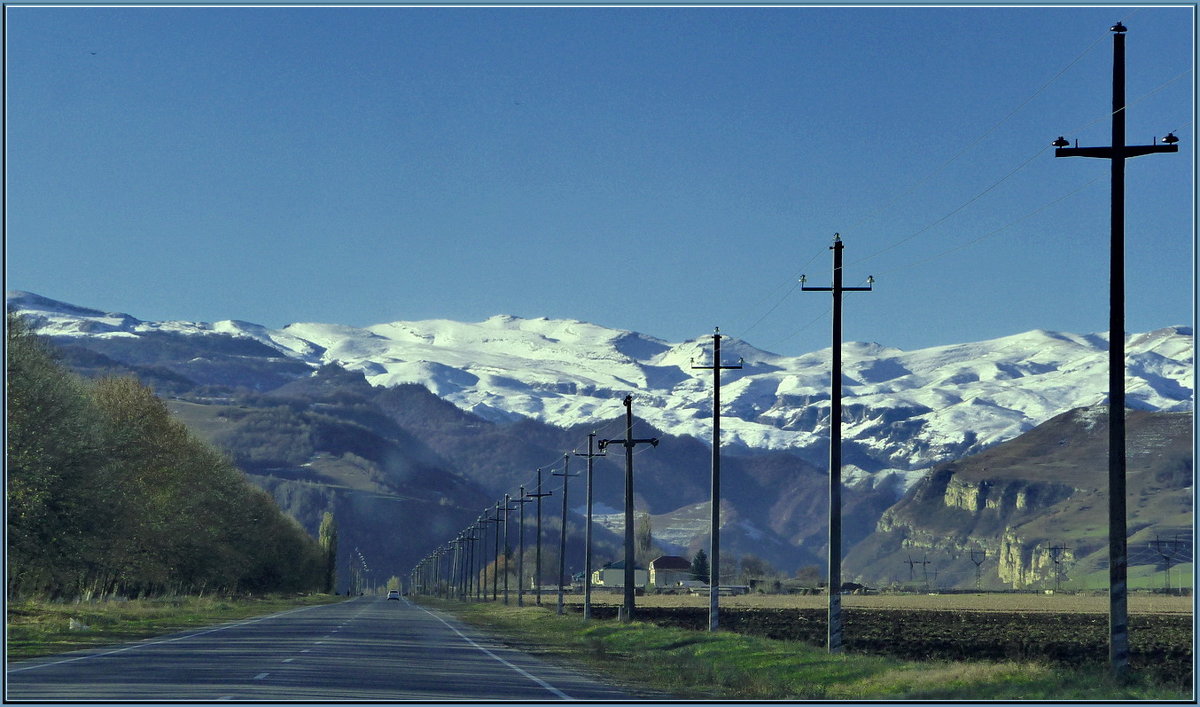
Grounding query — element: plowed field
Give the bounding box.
[570,605,1192,684]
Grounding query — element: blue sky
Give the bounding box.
[5,4,1194,356]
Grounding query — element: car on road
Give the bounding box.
[386,590,400,600]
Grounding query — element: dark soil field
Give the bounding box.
[571,605,1192,685]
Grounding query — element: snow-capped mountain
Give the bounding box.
[8,290,1194,478]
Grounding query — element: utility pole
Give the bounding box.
[970,549,987,592]
[501,494,518,605]
[450,536,462,600]
[553,454,580,615]
[1052,22,1179,678]
[514,487,533,606]
[904,554,930,589]
[801,234,873,653]
[575,433,606,621]
[599,395,659,623]
[1047,543,1070,592]
[527,469,553,606]
[491,502,502,601]
[475,516,488,600]
[1150,535,1182,594]
[692,327,743,632]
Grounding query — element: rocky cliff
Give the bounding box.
[845,407,1193,589]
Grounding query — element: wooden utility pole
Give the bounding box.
[692,328,742,632]
[574,433,606,621]
[1053,21,1178,678]
[802,234,873,653]
[599,395,659,622]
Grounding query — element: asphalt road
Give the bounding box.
[5,597,639,701]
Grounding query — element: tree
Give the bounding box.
[7,316,327,598]
[795,565,821,586]
[739,555,777,583]
[6,315,109,597]
[318,511,338,593]
[635,512,657,565]
[690,549,709,582]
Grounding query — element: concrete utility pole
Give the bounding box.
[475,516,489,600]
[802,234,873,654]
[599,395,659,623]
[692,327,742,632]
[514,487,533,606]
[501,494,520,605]
[574,433,606,621]
[491,502,502,600]
[1052,21,1178,678]
[552,455,579,615]
[527,469,553,606]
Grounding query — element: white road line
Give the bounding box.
[6,601,341,673]
[408,601,574,701]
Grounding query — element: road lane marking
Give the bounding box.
[409,602,573,701]
[6,601,345,673]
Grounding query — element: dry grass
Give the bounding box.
[7,593,344,660]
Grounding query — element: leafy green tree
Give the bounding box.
[690,549,710,582]
[6,315,110,597]
[8,316,327,599]
[318,511,338,593]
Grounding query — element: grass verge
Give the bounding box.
[7,593,345,661]
[419,599,1192,701]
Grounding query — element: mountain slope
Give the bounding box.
[8,290,1193,482]
[843,407,1193,590]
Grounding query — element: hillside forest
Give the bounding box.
[6,315,329,599]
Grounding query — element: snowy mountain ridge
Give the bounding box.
[8,290,1193,476]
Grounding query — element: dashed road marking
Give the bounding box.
[409,602,574,700]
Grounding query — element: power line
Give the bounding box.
[840,21,1114,239]
[870,174,1105,279]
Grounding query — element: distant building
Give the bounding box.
[591,560,648,588]
[648,555,693,587]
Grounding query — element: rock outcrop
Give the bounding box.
[845,407,1192,589]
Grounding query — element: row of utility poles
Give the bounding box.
[408,22,1175,684]
[408,402,659,624]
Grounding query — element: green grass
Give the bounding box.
[7,593,345,661]
[419,598,1192,701]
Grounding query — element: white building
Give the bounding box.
[591,561,648,588]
